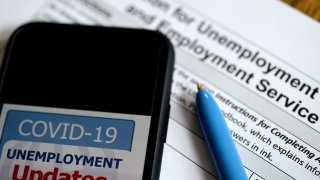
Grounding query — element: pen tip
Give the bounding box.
[197,83,203,91]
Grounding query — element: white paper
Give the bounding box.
[0,0,320,179]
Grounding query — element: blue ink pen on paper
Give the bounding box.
[196,84,248,180]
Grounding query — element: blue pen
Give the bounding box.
[196,84,248,180]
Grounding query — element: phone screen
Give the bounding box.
[0,104,150,180]
[0,24,170,180]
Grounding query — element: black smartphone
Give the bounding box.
[0,23,174,180]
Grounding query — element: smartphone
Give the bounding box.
[0,23,174,180]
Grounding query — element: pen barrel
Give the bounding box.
[196,90,248,180]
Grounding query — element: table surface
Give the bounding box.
[283,0,320,21]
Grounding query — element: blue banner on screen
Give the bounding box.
[0,110,135,152]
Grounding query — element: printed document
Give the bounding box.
[0,0,320,179]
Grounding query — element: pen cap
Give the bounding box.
[196,89,248,180]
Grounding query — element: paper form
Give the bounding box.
[0,0,320,179]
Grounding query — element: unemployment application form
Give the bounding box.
[1,0,320,179]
